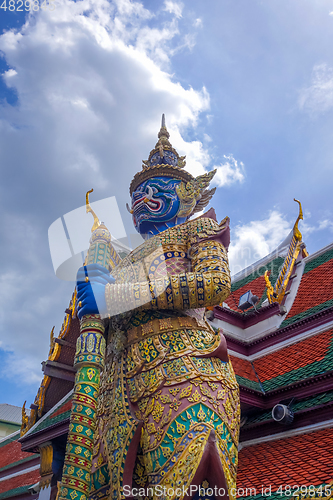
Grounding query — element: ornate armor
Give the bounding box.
[91,217,239,499]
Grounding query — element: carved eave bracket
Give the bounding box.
[39,442,54,490]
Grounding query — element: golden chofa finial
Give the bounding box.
[293,198,304,241]
[86,189,101,232]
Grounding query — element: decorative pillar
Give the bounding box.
[59,321,105,500]
[58,190,119,500]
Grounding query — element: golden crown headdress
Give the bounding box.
[129,115,216,217]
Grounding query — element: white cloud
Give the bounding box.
[213,155,245,187]
[193,18,203,28]
[3,68,17,81]
[294,213,333,237]
[164,0,183,19]
[0,0,211,387]
[319,219,333,231]
[298,63,333,115]
[229,211,291,276]
[228,209,333,276]
[2,354,43,385]
[0,0,246,393]
[0,213,74,384]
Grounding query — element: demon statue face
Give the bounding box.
[130,176,185,237]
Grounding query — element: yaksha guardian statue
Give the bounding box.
[68,117,240,500]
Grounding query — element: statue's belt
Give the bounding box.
[125,315,212,346]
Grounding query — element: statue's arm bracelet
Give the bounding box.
[104,241,230,314]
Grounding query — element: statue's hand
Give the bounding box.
[76,264,115,319]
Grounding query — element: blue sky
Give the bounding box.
[1,0,333,407]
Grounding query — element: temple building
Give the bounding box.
[0,405,26,438]
[211,221,333,500]
[1,121,332,500]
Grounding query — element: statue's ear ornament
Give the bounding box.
[177,156,186,168]
[176,169,217,219]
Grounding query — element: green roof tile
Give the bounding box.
[0,485,36,500]
[304,247,333,275]
[237,483,329,500]
[0,431,20,449]
[236,375,264,392]
[27,392,72,436]
[280,298,333,328]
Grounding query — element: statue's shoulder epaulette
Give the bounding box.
[187,216,230,245]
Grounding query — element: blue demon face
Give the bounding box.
[131,177,181,237]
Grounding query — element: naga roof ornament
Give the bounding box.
[265,199,308,305]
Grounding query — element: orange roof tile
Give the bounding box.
[0,439,35,470]
[253,329,332,381]
[0,470,40,495]
[230,355,259,382]
[237,428,333,493]
[287,259,333,319]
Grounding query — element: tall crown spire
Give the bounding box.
[148,113,184,168]
[158,113,169,140]
[129,114,190,194]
